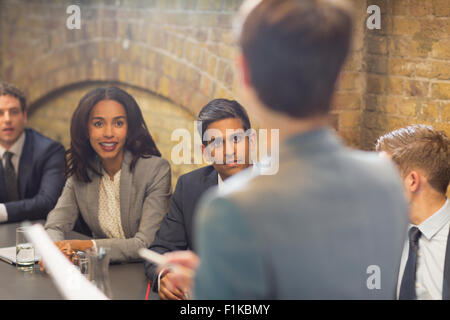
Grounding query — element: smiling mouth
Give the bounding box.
[99,142,118,152]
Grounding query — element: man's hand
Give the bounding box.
[159,271,188,300]
[158,250,200,299]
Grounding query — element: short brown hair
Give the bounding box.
[0,81,26,112]
[375,125,450,195]
[239,0,353,118]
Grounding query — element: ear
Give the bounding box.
[202,144,212,164]
[237,52,252,88]
[23,110,28,124]
[405,170,421,193]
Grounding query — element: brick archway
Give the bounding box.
[20,38,228,117]
[3,2,238,117]
[2,0,449,151]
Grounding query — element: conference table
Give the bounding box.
[0,221,150,299]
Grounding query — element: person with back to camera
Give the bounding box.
[161,0,409,299]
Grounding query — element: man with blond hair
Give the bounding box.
[376,124,450,300]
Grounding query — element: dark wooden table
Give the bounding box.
[0,221,149,300]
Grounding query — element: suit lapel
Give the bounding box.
[202,166,218,190]
[18,130,33,198]
[119,151,133,238]
[84,159,103,238]
[442,226,450,299]
[0,163,5,202]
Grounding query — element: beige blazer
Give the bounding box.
[44,151,171,263]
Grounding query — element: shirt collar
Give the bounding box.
[0,131,26,159]
[217,163,261,190]
[415,198,450,241]
[218,173,223,189]
[101,167,122,182]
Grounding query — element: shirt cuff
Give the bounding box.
[91,239,97,251]
[157,267,169,292]
[0,204,8,223]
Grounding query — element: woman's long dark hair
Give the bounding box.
[66,86,161,183]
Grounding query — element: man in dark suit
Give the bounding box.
[144,98,254,300]
[376,125,450,300]
[0,82,65,223]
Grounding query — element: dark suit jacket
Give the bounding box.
[144,165,218,292]
[443,227,450,299]
[0,128,65,223]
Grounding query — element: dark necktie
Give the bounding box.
[3,151,19,202]
[399,226,422,300]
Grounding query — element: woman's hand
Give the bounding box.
[55,241,75,260]
[38,240,94,272]
[55,240,94,253]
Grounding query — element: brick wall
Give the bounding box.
[330,0,368,147]
[361,0,450,149]
[0,0,369,150]
[0,0,449,179]
[0,0,240,117]
[0,0,244,184]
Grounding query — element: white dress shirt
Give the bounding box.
[217,173,224,188]
[397,198,450,300]
[0,132,26,222]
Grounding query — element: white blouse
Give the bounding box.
[98,169,126,239]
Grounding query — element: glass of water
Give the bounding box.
[16,227,35,272]
[72,251,89,276]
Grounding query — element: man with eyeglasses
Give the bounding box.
[144,98,255,300]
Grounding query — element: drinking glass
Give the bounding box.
[16,227,35,272]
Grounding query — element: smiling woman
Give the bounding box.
[44,86,172,264]
[65,87,162,183]
[89,100,128,178]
